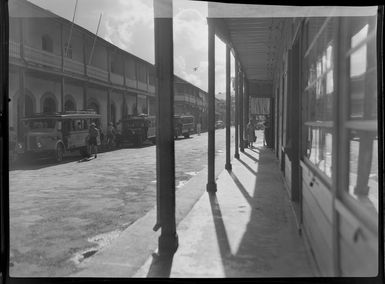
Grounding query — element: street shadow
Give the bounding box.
[208,192,232,262]
[237,158,258,176]
[10,155,82,171]
[242,151,259,163]
[229,172,253,205]
[146,252,175,277]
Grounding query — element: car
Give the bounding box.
[215,120,225,129]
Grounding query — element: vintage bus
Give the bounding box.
[174,115,195,139]
[19,111,102,162]
[116,114,156,147]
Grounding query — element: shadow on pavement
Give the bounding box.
[146,253,175,277]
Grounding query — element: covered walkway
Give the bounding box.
[134,138,317,277]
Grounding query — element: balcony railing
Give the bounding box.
[125,78,137,89]
[64,57,84,75]
[148,84,155,93]
[87,65,108,81]
[137,81,148,91]
[110,72,124,85]
[9,40,20,58]
[24,45,61,69]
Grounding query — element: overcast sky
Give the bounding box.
[27,0,234,99]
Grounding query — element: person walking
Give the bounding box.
[246,120,256,148]
[106,122,116,148]
[88,122,99,158]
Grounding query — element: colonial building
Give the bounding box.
[8,0,208,141]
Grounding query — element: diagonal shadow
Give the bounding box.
[229,172,253,206]
[146,252,175,277]
[208,192,233,272]
[237,158,258,176]
[242,150,259,163]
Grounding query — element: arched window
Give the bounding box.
[43,97,57,113]
[64,99,76,111]
[42,35,53,53]
[88,101,100,114]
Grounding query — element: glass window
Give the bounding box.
[303,18,336,179]
[345,18,377,214]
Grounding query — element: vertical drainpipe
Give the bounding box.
[234,60,239,159]
[206,18,217,193]
[225,45,232,171]
[153,0,178,255]
[239,69,244,152]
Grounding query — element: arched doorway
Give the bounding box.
[17,91,35,140]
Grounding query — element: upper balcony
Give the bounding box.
[64,57,84,76]
[23,44,61,69]
[87,64,108,81]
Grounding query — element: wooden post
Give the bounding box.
[61,77,65,112]
[206,18,217,193]
[154,0,178,255]
[225,45,232,171]
[245,78,249,128]
[239,69,244,152]
[83,83,87,110]
[234,60,239,159]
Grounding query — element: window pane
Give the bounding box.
[348,130,378,213]
[306,126,333,178]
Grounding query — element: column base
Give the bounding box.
[234,152,240,159]
[158,232,178,256]
[225,163,232,171]
[206,181,217,193]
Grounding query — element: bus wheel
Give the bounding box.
[56,144,64,162]
[184,132,190,139]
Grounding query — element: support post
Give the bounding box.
[244,78,249,127]
[225,45,232,171]
[61,77,65,112]
[234,60,239,159]
[206,18,217,193]
[107,89,111,124]
[83,83,87,110]
[239,69,244,152]
[154,0,178,255]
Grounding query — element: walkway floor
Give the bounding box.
[72,138,318,278]
[134,144,318,277]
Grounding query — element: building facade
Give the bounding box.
[9,0,208,141]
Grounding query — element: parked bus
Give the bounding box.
[19,111,101,162]
[174,115,194,139]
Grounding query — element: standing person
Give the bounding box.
[246,120,256,148]
[197,116,201,136]
[106,122,116,147]
[88,122,99,158]
[264,116,270,147]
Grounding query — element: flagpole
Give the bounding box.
[65,0,78,57]
[88,13,103,66]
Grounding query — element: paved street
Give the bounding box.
[9,128,237,276]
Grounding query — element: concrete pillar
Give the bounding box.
[83,83,87,110]
[225,45,232,171]
[206,18,216,193]
[154,0,178,255]
[239,69,244,152]
[234,60,239,159]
